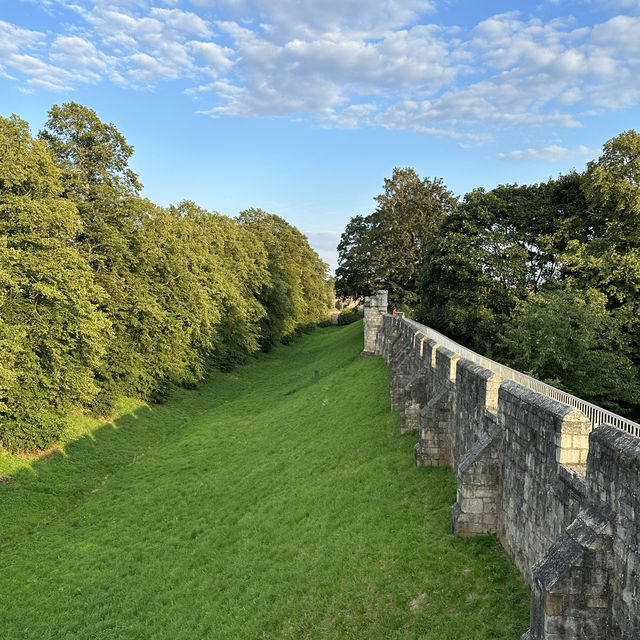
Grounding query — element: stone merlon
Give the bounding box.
[363,296,640,640]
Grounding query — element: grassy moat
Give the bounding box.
[0,321,530,639]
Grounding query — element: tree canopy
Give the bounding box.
[563,130,640,361]
[0,104,330,451]
[336,168,456,309]
[335,132,640,419]
[0,115,109,448]
[238,208,329,350]
[419,174,588,351]
[497,289,639,413]
[417,134,640,418]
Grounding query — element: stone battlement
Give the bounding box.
[365,298,640,640]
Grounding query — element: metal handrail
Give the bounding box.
[393,315,640,438]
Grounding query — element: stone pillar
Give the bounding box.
[399,332,430,434]
[400,369,428,433]
[451,419,502,535]
[523,504,614,640]
[413,387,453,466]
[450,363,504,536]
[361,290,388,357]
[389,344,414,411]
[413,347,458,467]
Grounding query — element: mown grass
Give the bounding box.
[0,322,530,639]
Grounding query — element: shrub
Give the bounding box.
[0,403,67,452]
[337,308,363,325]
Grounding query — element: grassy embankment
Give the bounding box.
[0,321,530,639]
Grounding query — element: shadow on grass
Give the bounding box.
[0,322,532,640]
[0,324,354,545]
[0,391,199,544]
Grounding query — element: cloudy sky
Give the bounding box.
[2,0,640,271]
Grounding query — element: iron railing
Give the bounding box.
[393,315,640,438]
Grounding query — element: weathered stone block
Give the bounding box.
[362,290,388,356]
[376,314,640,639]
[414,386,453,467]
[452,420,502,536]
[524,504,614,639]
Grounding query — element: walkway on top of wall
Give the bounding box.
[396,314,640,439]
[373,304,640,639]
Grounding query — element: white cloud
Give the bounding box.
[64,4,221,86]
[0,20,44,54]
[322,103,378,129]
[50,36,112,81]
[596,0,640,10]
[198,8,639,138]
[498,144,597,163]
[149,8,211,37]
[194,0,436,39]
[189,40,234,74]
[4,2,640,145]
[0,22,80,90]
[208,21,458,120]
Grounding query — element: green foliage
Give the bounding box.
[1,104,329,451]
[336,307,364,325]
[496,290,640,414]
[39,101,141,199]
[0,403,67,452]
[170,202,268,373]
[563,130,640,362]
[336,168,456,309]
[39,102,150,410]
[372,168,457,307]
[419,174,587,353]
[0,115,109,450]
[335,214,375,299]
[417,146,640,418]
[0,324,530,638]
[238,208,329,349]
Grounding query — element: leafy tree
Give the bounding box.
[0,103,333,451]
[39,101,141,200]
[335,215,376,299]
[0,115,109,449]
[38,104,228,408]
[563,130,640,361]
[238,209,329,349]
[169,201,268,372]
[419,174,587,352]
[107,198,212,401]
[39,103,149,411]
[336,307,363,325]
[371,168,456,308]
[336,168,456,309]
[497,289,639,415]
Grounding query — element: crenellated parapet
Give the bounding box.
[362,296,640,640]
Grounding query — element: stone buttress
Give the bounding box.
[360,294,640,639]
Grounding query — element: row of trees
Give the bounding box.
[0,103,329,451]
[336,132,640,418]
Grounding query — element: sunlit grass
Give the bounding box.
[0,321,530,639]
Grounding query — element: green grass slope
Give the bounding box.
[0,322,530,639]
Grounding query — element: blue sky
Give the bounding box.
[2,0,640,271]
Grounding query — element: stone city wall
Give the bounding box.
[361,290,640,640]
